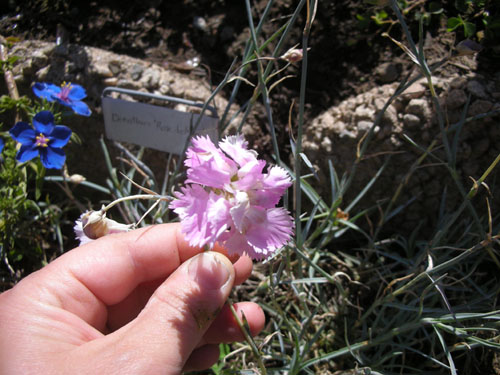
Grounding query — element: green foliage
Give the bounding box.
[0,55,19,74]
[356,0,498,46]
[0,42,87,284]
[447,15,477,37]
[0,139,41,268]
[0,95,32,114]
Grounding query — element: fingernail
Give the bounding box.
[188,252,232,290]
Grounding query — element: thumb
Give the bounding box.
[101,251,235,373]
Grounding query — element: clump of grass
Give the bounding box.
[189,1,500,374]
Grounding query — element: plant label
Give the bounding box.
[102,88,218,154]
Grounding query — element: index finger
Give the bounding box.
[20,223,232,330]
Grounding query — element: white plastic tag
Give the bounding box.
[102,93,218,155]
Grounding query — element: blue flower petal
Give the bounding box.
[49,125,72,147]
[33,82,60,101]
[69,100,91,116]
[16,144,39,163]
[40,147,66,169]
[0,138,4,153]
[33,111,55,135]
[10,122,36,145]
[68,84,87,100]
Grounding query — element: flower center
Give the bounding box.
[35,133,50,148]
[57,81,72,102]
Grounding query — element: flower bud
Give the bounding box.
[68,174,86,184]
[280,48,304,63]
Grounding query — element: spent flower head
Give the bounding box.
[74,210,133,245]
[9,110,72,169]
[33,82,91,116]
[170,135,294,260]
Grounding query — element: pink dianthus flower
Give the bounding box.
[170,135,293,260]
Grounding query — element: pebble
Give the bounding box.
[468,100,492,117]
[354,105,375,121]
[193,16,209,33]
[467,80,488,99]
[103,77,118,86]
[131,64,144,81]
[403,113,421,128]
[31,50,48,69]
[446,89,467,109]
[141,68,161,89]
[93,63,113,78]
[375,62,399,83]
[404,81,426,98]
[357,121,372,133]
[406,98,429,119]
[108,61,122,75]
[381,104,398,127]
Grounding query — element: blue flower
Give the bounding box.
[33,82,92,117]
[9,111,72,169]
[0,138,4,154]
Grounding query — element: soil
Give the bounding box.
[0,1,412,153]
[2,1,498,154]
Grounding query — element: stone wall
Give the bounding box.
[302,64,500,234]
[1,40,236,186]
[3,40,499,235]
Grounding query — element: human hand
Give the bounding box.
[0,223,265,374]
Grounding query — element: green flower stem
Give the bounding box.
[468,153,500,199]
[229,302,267,375]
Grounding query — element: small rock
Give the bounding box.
[20,60,35,76]
[93,63,113,78]
[468,100,492,117]
[381,104,398,127]
[158,84,170,95]
[321,137,332,153]
[354,105,375,121]
[117,79,140,89]
[193,16,209,33]
[108,61,122,76]
[375,62,399,83]
[446,89,467,109]
[31,50,48,69]
[339,129,357,139]
[36,66,51,80]
[103,77,118,86]
[467,80,488,99]
[389,134,402,147]
[404,81,426,98]
[357,121,372,133]
[131,64,144,81]
[403,113,421,128]
[450,76,467,89]
[406,98,429,120]
[374,98,386,111]
[141,68,161,89]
